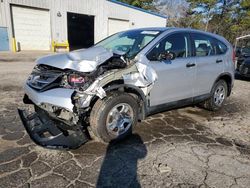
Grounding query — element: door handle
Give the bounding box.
[186,63,196,68]
[216,59,223,63]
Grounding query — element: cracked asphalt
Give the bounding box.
[0,54,250,188]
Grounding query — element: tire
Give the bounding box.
[202,79,228,111]
[89,92,139,143]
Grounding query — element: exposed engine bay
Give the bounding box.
[27,50,128,93]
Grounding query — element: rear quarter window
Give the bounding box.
[216,40,228,55]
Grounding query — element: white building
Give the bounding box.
[0,0,166,51]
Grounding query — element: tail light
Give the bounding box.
[232,50,236,63]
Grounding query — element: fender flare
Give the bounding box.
[213,72,233,96]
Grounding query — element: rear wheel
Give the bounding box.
[90,92,138,143]
[202,80,228,111]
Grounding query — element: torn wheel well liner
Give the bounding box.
[104,84,147,120]
[88,83,147,120]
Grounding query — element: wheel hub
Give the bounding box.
[106,103,133,136]
[214,85,226,106]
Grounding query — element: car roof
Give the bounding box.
[127,27,210,32]
[128,27,173,32]
[129,27,229,45]
[128,27,220,36]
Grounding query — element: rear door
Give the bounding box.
[191,33,225,96]
[147,32,196,106]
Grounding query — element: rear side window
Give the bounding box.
[191,33,216,57]
[191,33,228,56]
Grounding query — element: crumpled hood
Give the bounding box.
[36,46,113,72]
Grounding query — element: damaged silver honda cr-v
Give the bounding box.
[18,27,235,149]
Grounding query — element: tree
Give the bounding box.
[118,0,155,10]
[153,0,189,27]
[239,0,250,35]
[208,0,241,42]
[184,0,250,43]
[119,0,250,43]
[186,0,218,31]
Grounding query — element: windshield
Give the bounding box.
[236,38,250,56]
[95,30,162,59]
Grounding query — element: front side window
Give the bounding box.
[95,30,162,59]
[147,33,191,61]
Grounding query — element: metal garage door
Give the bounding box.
[108,18,130,36]
[12,6,51,51]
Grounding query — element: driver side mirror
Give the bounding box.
[158,51,176,61]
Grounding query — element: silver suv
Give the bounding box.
[18,28,235,149]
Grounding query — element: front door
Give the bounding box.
[147,32,196,106]
[0,27,9,51]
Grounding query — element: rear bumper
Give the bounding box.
[18,108,89,149]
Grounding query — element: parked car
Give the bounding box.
[236,47,250,77]
[18,27,235,149]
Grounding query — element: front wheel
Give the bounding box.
[202,80,228,111]
[90,92,138,143]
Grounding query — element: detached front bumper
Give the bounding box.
[18,108,89,149]
[24,83,75,112]
[19,84,92,149]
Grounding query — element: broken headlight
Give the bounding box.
[66,73,92,90]
[68,74,85,86]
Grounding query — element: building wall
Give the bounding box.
[50,0,108,43]
[0,0,51,51]
[0,0,109,49]
[107,1,166,29]
[0,1,8,27]
[0,0,166,51]
[128,7,167,29]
